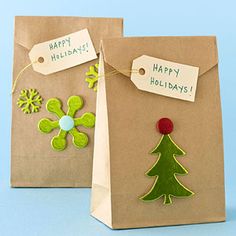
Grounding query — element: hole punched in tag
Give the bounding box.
[38,57,44,63]
[139,68,146,76]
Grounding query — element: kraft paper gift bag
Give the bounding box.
[11,16,123,187]
[91,37,225,229]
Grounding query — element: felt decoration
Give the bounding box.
[17,89,43,114]
[157,118,173,134]
[38,95,95,151]
[85,63,99,91]
[140,118,194,205]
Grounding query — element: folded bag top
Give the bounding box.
[15,16,123,53]
[91,36,225,229]
[101,36,217,77]
[11,16,123,187]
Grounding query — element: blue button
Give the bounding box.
[59,115,74,131]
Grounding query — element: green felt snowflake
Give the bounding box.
[85,63,99,91]
[38,95,95,151]
[17,89,43,114]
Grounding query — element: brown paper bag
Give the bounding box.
[91,37,225,229]
[11,16,123,187]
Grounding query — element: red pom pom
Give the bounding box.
[157,118,174,134]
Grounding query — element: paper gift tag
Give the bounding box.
[131,55,199,102]
[29,29,97,75]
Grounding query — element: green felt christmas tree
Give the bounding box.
[141,118,194,205]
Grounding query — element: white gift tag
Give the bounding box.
[131,55,199,102]
[29,29,97,75]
